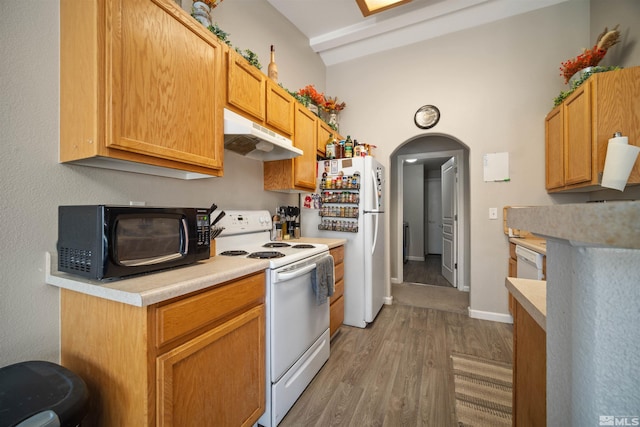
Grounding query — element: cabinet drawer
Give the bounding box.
[334,261,344,284]
[331,278,344,301]
[155,272,265,348]
[329,295,344,337]
[330,246,344,265]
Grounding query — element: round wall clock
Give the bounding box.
[414,105,440,129]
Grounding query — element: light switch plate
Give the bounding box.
[489,207,498,220]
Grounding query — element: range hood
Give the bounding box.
[223,109,303,161]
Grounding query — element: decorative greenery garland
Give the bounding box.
[553,65,622,107]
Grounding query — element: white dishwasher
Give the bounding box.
[515,245,545,280]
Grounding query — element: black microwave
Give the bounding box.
[57,205,210,280]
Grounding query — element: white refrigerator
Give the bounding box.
[301,156,386,328]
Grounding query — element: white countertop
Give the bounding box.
[45,237,346,307]
[507,201,640,249]
[46,252,269,307]
[505,277,546,330]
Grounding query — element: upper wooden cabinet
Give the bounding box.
[226,50,295,138]
[227,48,266,122]
[264,103,318,192]
[60,0,224,179]
[545,67,640,192]
[266,80,295,137]
[317,119,334,158]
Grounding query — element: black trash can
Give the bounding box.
[0,361,89,427]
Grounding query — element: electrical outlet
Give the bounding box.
[489,207,498,220]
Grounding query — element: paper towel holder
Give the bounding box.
[601,131,640,191]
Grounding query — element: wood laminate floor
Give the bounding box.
[279,288,513,427]
[403,255,452,287]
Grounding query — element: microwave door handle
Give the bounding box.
[181,217,189,254]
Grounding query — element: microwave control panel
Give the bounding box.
[196,210,210,246]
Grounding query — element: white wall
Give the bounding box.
[402,164,424,261]
[0,0,324,367]
[327,0,624,317]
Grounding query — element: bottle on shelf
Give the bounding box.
[337,139,345,158]
[344,135,353,158]
[325,133,336,159]
[268,45,278,83]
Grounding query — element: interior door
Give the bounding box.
[441,157,457,287]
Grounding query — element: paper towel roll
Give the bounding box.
[601,134,640,191]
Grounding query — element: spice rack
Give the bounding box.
[318,173,360,233]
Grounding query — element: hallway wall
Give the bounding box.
[328,1,592,318]
[403,164,424,261]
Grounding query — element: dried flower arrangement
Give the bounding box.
[297,85,326,106]
[321,96,346,112]
[559,25,621,83]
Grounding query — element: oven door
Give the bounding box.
[269,252,331,382]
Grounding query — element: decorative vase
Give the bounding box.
[568,66,594,88]
[328,111,339,132]
[308,103,319,116]
[192,1,212,27]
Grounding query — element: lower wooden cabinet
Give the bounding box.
[156,306,264,426]
[329,245,345,337]
[512,297,546,426]
[61,272,266,426]
[508,242,517,314]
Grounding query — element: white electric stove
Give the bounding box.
[215,210,331,427]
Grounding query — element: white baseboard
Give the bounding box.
[391,277,402,284]
[408,255,425,261]
[384,296,393,305]
[468,308,513,324]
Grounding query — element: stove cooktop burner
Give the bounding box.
[220,250,249,256]
[291,244,315,249]
[263,242,291,248]
[247,251,286,259]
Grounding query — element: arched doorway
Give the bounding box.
[389,134,470,293]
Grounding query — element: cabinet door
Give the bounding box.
[156,305,265,427]
[227,50,266,122]
[563,84,592,185]
[513,300,546,426]
[293,105,318,190]
[266,80,294,136]
[317,119,334,157]
[545,106,564,190]
[107,0,223,170]
[593,67,640,184]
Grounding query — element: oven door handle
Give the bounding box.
[275,263,317,283]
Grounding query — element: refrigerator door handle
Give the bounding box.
[369,168,380,211]
[371,212,379,254]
